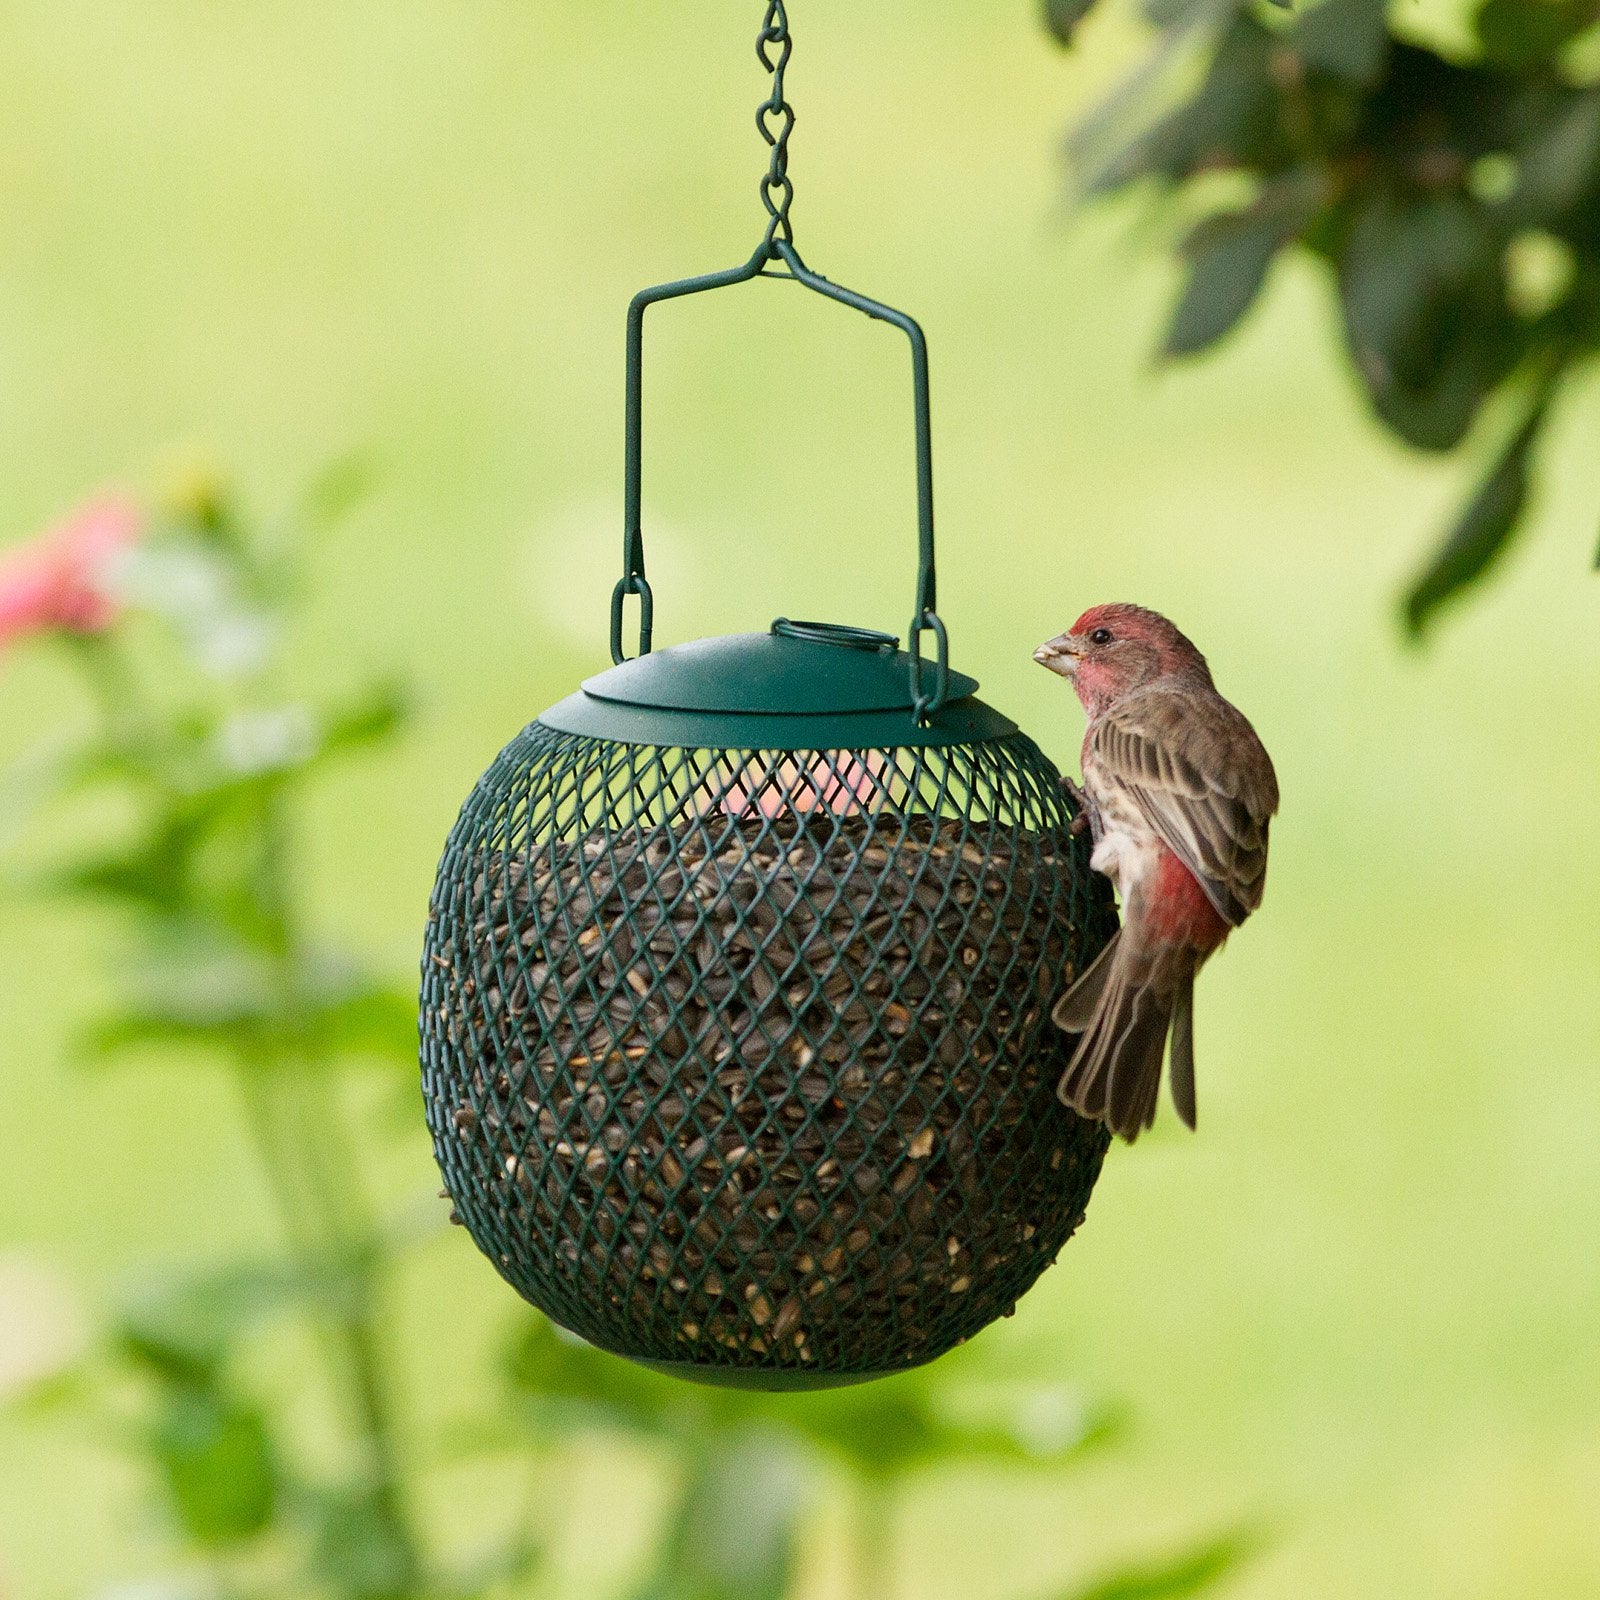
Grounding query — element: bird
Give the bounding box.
[1033,603,1279,1142]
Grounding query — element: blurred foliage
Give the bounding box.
[1051,0,1600,633]
[1,475,447,1597]
[1,471,1253,1598]
[505,1318,1252,1600]
[1054,1529,1263,1600]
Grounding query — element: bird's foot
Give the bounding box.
[1061,774,1091,836]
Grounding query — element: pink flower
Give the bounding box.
[0,496,144,649]
[723,752,886,819]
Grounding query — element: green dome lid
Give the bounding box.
[538,621,1014,750]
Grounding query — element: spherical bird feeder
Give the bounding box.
[420,2,1114,1390]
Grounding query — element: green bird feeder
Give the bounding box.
[420,1,1114,1390]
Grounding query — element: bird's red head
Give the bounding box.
[1034,602,1211,714]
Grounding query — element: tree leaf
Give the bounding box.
[1477,0,1600,69]
[318,679,412,757]
[1164,212,1287,356]
[1359,42,1531,161]
[118,1259,348,1383]
[1339,191,1511,449]
[1164,166,1331,357]
[298,452,378,534]
[1044,0,1101,45]
[1293,0,1391,86]
[632,1432,805,1600]
[1068,17,1215,193]
[1363,339,1505,452]
[150,1386,278,1548]
[1087,17,1283,193]
[1504,89,1600,226]
[1340,192,1485,384]
[1068,0,1600,630]
[309,1484,420,1600]
[1144,0,1249,24]
[1057,1528,1262,1600]
[505,1315,702,1438]
[1403,380,1553,635]
[87,929,419,1066]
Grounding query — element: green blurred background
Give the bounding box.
[2,2,1598,1596]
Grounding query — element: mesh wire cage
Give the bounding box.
[422,676,1114,1390]
[419,2,1114,1389]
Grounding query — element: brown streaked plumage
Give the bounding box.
[1034,604,1278,1142]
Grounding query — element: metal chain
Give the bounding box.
[757,1,797,249]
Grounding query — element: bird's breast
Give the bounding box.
[1084,783,1162,903]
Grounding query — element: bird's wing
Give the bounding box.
[1089,687,1279,926]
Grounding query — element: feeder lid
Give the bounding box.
[539,620,1014,749]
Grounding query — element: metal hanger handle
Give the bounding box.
[611,236,947,722]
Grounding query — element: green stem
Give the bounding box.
[297,1077,411,1527]
[854,1475,896,1600]
[234,1070,419,1592]
[242,785,424,1595]
[58,541,425,1593]
[62,631,155,757]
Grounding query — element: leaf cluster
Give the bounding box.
[1052,0,1600,632]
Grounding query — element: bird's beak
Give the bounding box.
[1034,635,1080,679]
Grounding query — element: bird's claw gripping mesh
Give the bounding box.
[421,727,1114,1387]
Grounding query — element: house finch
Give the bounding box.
[1034,604,1278,1141]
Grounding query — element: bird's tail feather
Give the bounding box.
[1169,977,1197,1130]
[1054,935,1193,1142]
[1051,930,1120,1033]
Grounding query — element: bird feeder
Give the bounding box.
[420,2,1114,1390]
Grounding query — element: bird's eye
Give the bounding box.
[1089,627,1113,646]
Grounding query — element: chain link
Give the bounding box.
[757,1,797,249]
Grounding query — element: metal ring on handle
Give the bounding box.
[908,609,949,726]
[610,572,655,665]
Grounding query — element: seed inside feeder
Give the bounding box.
[425,760,1111,1379]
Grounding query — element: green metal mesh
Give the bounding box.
[421,725,1115,1389]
